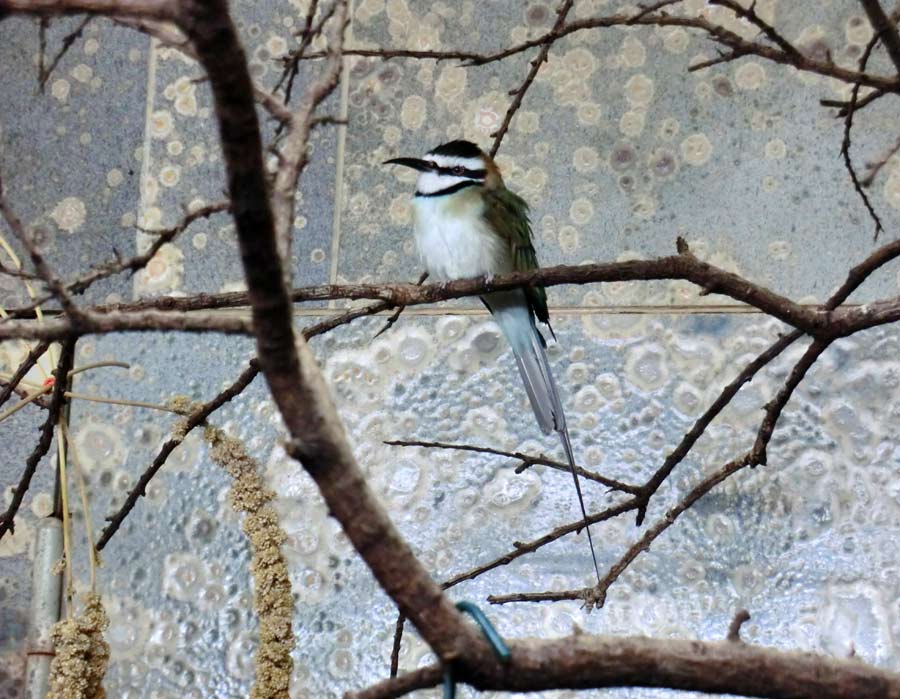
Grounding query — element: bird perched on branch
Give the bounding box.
[386,139,601,583]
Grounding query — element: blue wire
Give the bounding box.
[442,601,511,699]
[443,667,456,699]
[455,601,512,662]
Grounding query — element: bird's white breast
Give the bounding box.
[412,191,511,281]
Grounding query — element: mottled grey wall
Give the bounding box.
[1,1,899,698]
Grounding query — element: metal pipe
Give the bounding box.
[25,516,63,699]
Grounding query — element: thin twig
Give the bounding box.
[0,339,49,409]
[709,0,802,59]
[727,609,751,643]
[95,299,401,550]
[270,0,346,282]
[95,358,259,550]
[373,271,428,339]
[3,200,230,321]
[0,174,84,317]
[489,0,574,157]
[0,339,74,539]
[488,338,831,608]
[862,135,900,186]
[275,0,323,103]
[389,614,404,678]
[860,0,900,74]
[38,15,91,88]
[822,87,887,116]
[385,439,640,494]
[840,33,884,239]
[442,499,638,591]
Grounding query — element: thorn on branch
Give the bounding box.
[727,609,751,642]
[373,271,428,339]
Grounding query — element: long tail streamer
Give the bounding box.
[487,289,602,584]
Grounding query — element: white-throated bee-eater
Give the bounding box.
[386,139,601,583]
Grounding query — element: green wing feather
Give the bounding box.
[482,187,550,326]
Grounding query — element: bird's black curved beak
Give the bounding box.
[383,157,433,172]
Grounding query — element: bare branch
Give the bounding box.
[373,271,428,339]
[95,299,396,550]
[95,358,260,550]
[709,0,802,59]
[862,135,900,186]
[489,0,574,157]
[490,335,832,609]
[0,339,74,539]
[3,248,824,329]
[349,634,900,699]
[860,0,900,74]
[271,0,345,281]
[0,309,252,340]
[74,200,230,295]
[38,16,91,88]
[0,174,84,317]
[727,609,751,643]
[180,0,481,662]
[0,0,176,20]
[294,11,900,93]
[840,32,884,238]
[385,439,640,494]
[442,498,638,590]
[487,457,747,607]
[0,340,49,410]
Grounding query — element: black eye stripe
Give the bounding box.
[435,166,486,178]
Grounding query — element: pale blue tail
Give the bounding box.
[486,290,602,584]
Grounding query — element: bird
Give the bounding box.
[385,139,601,583]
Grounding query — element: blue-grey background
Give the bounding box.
[1,2,899,698]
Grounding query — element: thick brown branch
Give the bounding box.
[0,309,252,340]
[4,250,822,327]
[0,0,176,19]
[350,634,900,699]
[180,0,479,662]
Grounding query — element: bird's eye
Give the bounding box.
[451,166,465,175]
